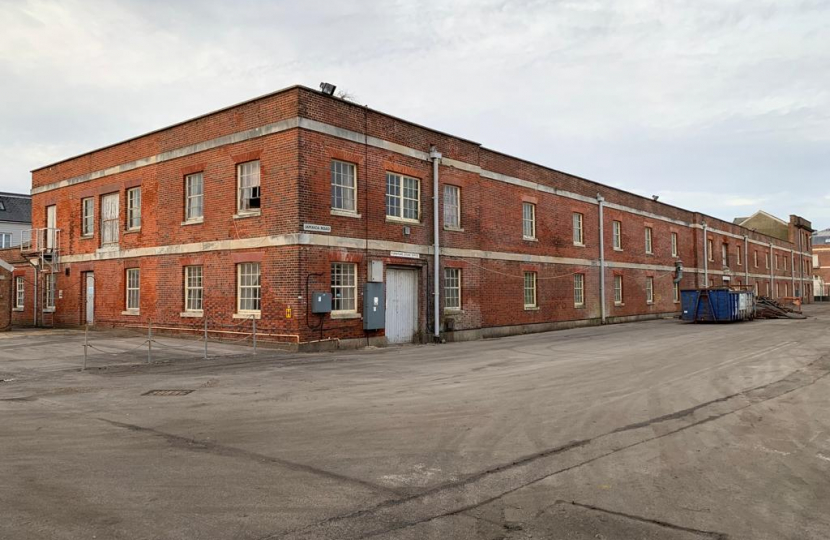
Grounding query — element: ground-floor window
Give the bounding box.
[125,268,140,311]
[444,268,461,310]
[44,274,56,310]
[523,272,537,308]
[673,282,680,303]
[331,263,357,313]
[237,263,261,314]
[184,266,203,312]
[15,276,24,309]
[614,275,623,305]
[573,273,584,307]
[646,277,654,304]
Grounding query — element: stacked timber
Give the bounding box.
[755,297,807,319]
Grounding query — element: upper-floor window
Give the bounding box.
[574,273,585,306]
[331,160,357,213]
[523,271,537,308]
[237,262,261,313]
[645,227,653,254]
[754,250,758,267]
[444,267,461,310]
[573,213,584,245]
[331,262,357,313]
[81,198,94,237]
[765,252,770,269]
[101,193,119,246]
[125,268,140,311]
[185,172,204,221]
[0,233,10,248]
[237,160,261,213]
[722,243,728,265]
[385,172,419,221]
[127,187,141,230]
[613,221,622,250]
[443,185,461,229]
[671,232,678,257]
[522,203,536,240]
[707,239,714,261]
[736,246,742,266]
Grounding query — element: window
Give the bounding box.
[673,281,680,303]
[613,221,622,249]
[331,160,357,213]
[237,160,261,213]
[81,198,94,236]
[14,277,24,309]
[775,255,779,269]
[754,251,758,268]
[185,172,204,221]
[707,239,714,261]
[184,266,203,312]
[722,243,728,265]
[0,233,10,248]
[646,276,654,304]
[236,263,261,313]
[444,268,461,310]
[443,185,461,229]
[523,272,537,308]
[783,257,787,271]
[737,246,742,266]
[523,203,536,239]
[671,232,678,257]
[331,262,357,312]
[573,213,584,245]
[574,273,585,306]
[645,227,653,254]
[614,275,623,304]
[385,172,419,221]
[765,253,770,269]
[44,273,55,310]
[101,193,119,246]
[125,268,140,311]
[127,187,141,230]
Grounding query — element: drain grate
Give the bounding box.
[142,389,194,396]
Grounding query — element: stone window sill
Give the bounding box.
[233,312,261,320]
[613,247,623,252]
[573,242,585,247]
[233,211,261,220]
[81,234,94,240]
[444,308,463,313]
[524,306,540,311]
[12,308,24,312]
[180,311,203,318]
[121,310,139,316]
[443,226,464,232]
[523,237,538,242]
[42,308,56,313]
[331,209,361,219]
[574,303,585,308]
[386,217,421,226]
[614,302,625,307]
[181,218,204,226]
[331,311,361,320]
[124,228,141,234]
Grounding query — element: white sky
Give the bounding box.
[1,0,828,229]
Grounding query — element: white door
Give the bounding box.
[385,268,419,344]
[101,193,119,246]
[85,273,95,324]
[46,205,56,249]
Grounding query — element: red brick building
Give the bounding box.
[11,85,814,346]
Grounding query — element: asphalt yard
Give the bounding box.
[1,306,829,539]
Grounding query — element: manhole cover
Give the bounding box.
[142,389,194,396]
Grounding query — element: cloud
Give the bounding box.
[1,0,828,229]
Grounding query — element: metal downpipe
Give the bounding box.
[597,194,606,324]
[429,146,442,340]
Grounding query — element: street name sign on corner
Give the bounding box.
[303,223,332,233]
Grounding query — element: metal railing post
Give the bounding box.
[83,324,89,371]
[203,314,208,360]
[147,321,153,364]
[252,317,257,356]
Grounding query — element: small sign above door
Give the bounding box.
[303,223,332,233]
[390,251,420,259]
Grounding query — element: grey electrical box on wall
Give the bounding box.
[369,260,384,283]
[311,292,332,314]
[363,282,385,330]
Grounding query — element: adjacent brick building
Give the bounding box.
[813,229,830,298]
[11,85,814,345]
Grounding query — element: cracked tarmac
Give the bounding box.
[2,306,830,539]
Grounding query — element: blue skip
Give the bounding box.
[680,288,755,323]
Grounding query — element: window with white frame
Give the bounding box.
[707,239,714,261]
[14,276,24,309]
[127,187,141,230]
[185,172,204,221]
[574,273,585,306]
[45,273,55,310]
[523,272,537,308]
[737,246,742,265]
[671,232,678,257]
[184,266,203,312]
[0,233,10,248]
[754,251,758,267]
[237,263,261,313]
[385,172,420,221]
[523,203,536,239]
[125,268,140,311]
[673,281,680,303]
[331,262,357,312]
[331,160,357,213]
[81,198,94,236]
[765,252,770,269]
[443,185,461,229]
[783,256,786,270]
[646,276,654,304]
[722,243,728,265]
[237,160,261,213]
[645,227,653,254]
[444,267,461,310]
[614,275,623,304]
[573,213,584,245]
[613,220,622,249]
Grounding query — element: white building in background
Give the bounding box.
[0,192,31,248]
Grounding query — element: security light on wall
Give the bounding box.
[320,82,337,95]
